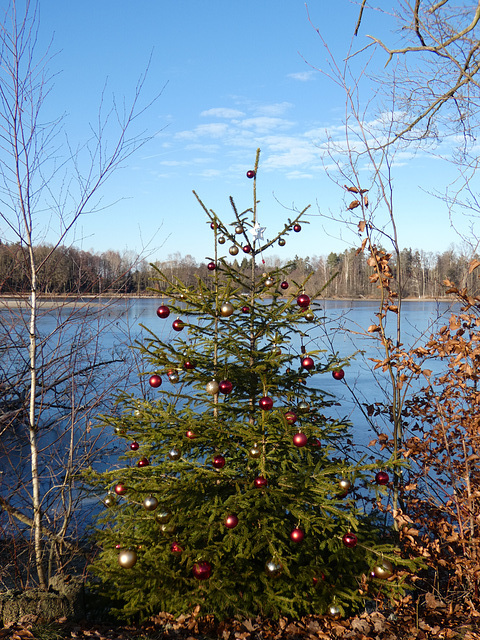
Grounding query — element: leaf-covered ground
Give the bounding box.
[2,602,480,640]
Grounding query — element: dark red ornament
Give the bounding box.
[293,432,308,447]
[186,430,197,439]
[280,281,289,290]
[243,244,252,253]
[254,476,268,488]
[259,396,273,410]
[172,319,185,332]
[241,305,250,313]
[375,471,389,485]
[156,305,170,319]
[342,532,358,548]
[171,542,183,555]
[149,374,162,388]
[246,170,256,179]
[290,528,305,543]
[219,380,233,394]
[212,455,226,469]
[207,262,216,271]
[192,561,212,580]
[130,441,139,451]
[138,457,150,467]
[332,369,345,380]
[297,294,310,308]
[183,360,196,370]
[293,223,302,232]
[285,411,297,424]
[224,514,239,529]
[301,357,315,371]
[114,483,127,495]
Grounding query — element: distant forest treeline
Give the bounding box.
[1,243,478,298]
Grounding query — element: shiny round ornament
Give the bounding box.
[304,310,315,322]
[293,432,308,447]
[207,261,216,271]
[259,396,273,410]
[185,430,197,440]
[298,400,310,413]
[278,238,286,247]
[143,496,159,511]
[206,380,219,395]
[265,277,274,287]
[168,370,179,383]
[156,305,170,319]
[193,561,212,580]
[171,541,183,555]
[114,483,127,496]
[168,448,181,461]
[375,471,389,486]
[224,514,239,529]
[265,560,283,578]
[229,245,239,256]
[104,494,116,508]
[372,559,394,579]
[118,549,137,569]
[338,478,352,492]
[285,411,297,425]
[212,454,226,469]
[160,523,176,535]
[218,236,226,244]
[293,223,301,232]
[254,475,268,488]
[130,441,139,451]
[235,225,243,234]
[220,302,234,317]
[301,356,315,371]
[138,457,150,467]
[243,244,252,253]
[290,528,305,543]
[246,170,256,179]
[183,359,196,370]
[149,374,162,388]
[297,294,310,308]
[342,532,358,548]
[332,369,345,380]
[280,280,289,290]
[328,604,342,619]
[249,444,261,459]
[210,221,217,230]
[155,510,172,524]
[241,305,250,313]
[114,426,126,436]
[219,380,233,394]
[172,319,185,332]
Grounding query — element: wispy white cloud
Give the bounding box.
[176,123,230,140]
[254,102,293,117]
[200,107,245,118]
[239,116,295,134]
[287,71,315,82]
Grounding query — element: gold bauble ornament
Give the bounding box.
[338,478,352,492]
[220,302,234,317]
[235,225,243,234]
[328,604,342,619]
[218,236,226,244]
[118,549,137,569]
[298,400,310,413]
[160,522,176,535]
[168,448,181,461]
[206,380,219,395]
[372,559,394,579]
[278,238,286,247]
[265,277,274,287]
[143,496,159,511]
[304,311,314,322]
[249,444,261,459]
[155,509,172,524]
[229,245,239,256]
[265,560,283,578]
[104,494,116,508]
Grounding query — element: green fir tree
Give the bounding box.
[87,150,413,621]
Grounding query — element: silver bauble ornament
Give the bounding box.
[298,400,310,413]
[265,560,283,578]
[220,302,234,317]
[206,380,219,395]
[328,604,342,619]
[265,277,274,287]
[118,549,137,569]
[304,310,315,322]
[143,496,159,511]
[168,447,181,461]
[218,236,226,244]
[229,245,239,256]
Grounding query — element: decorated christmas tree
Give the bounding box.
[87,150,412,621]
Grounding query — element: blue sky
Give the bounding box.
[23,1,474,263]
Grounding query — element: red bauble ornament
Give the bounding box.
[207,262,216,271]
[332,369,345,380]
[212,455,226,469]
[219,379,233,394]
[243,244,252,253]
[171,542,183,555]
[297,294,310,308]
[224,514,239,529]
[290,528,305,543]
[246,170,256,179]
[285,411,297,424]
[375,471,389,485]
[254,476,268,488]
[156,305,170,319]
[138,457,150,467]
[193,561,212,580]
[183,360,196,370]
[293,223,301,232]
[293,432,308,447]
[280,281,289,290]
[259,396,273,410]
[186,430,197,439]
[114,483,127,495]
[149,374,162,388]
[241,305,250,313]
[301,356,315,371]
[130,441,139,451]
[172,319,185,332]
[342,532,358,548]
